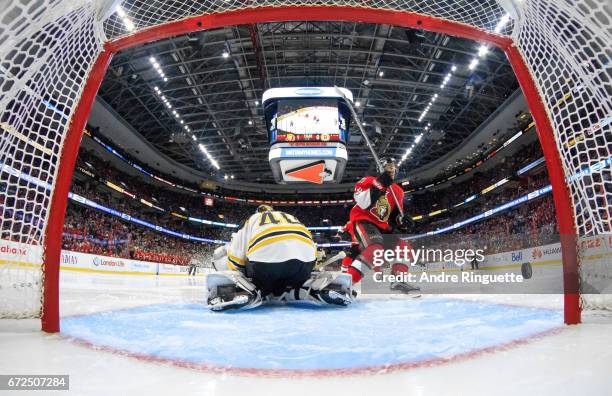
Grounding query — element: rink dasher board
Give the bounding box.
[411,238,612,273]
[2,237,610,281]
[0,239,206,277]
[405,239,612,294]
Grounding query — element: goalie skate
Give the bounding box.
[283,272,355,307]
[208,293,252,312]
[206,272,262,311]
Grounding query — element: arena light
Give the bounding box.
[517,157,545,175]
[116,6,135,31]
[191,135,196,141]
[503,130,523,147]
[116,6,127,18]
[481,178,509,194]
[494,13,511,33]
[222,51,229,58]
[464,194,477,203]
[451,65,457,72]
[477,45,489,57]
[199,144,220,170]
[468,58,479,70]
[355,101,361,107]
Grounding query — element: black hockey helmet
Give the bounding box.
[380,157,396,168]
[257,204,274,213]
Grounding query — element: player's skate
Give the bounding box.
[206,272,262,311]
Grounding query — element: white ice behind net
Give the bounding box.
[0,0,609,318]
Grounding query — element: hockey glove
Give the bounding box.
[395,214,416,234]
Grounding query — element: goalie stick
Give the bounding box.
[316,251,346,270]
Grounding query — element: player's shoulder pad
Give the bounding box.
[246,212,261,225]
[356,175,375,185]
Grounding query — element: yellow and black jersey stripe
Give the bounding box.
[227,252,246,271]
[246,225,314,256]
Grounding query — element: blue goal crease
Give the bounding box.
[61,299,563,370]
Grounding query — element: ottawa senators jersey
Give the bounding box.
[349,176,404,232]
[226,210,316,272]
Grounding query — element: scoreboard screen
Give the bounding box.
[266,98,350,145]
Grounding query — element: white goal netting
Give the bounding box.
[0,0,610,320]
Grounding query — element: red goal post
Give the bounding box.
[0,1,609,332]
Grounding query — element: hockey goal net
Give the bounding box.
[0,1,610,331]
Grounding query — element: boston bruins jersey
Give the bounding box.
[349,176,404,232]
[226,210,316,272]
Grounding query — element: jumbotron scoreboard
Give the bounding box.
[263,87,352,184]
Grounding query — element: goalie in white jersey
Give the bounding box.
[207,205,354,311]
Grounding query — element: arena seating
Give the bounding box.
[48,138,557,265]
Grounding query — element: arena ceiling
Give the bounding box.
[98,20,519,184]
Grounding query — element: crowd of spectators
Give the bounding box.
[0,137,561,266]
[415,194,558,259]
[62,203,215,265]
[75,148,351,225]
[410,142,544,216]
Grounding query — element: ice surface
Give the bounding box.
[1,271,611,396]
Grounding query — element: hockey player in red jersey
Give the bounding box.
[342,158,420,294]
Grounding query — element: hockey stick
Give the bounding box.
[334,86,405,218]
[317,251,346,270]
